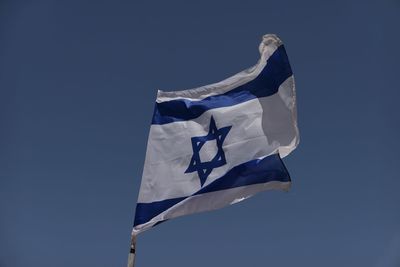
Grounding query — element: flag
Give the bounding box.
[132,34,299,237]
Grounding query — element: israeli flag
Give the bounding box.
[133,34,299,236]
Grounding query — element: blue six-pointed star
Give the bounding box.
[185,116,232,187]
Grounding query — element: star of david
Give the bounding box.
[185,116,232,187]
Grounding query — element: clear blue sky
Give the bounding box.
[1,0,399,266]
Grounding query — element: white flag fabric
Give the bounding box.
[132,34,299,237]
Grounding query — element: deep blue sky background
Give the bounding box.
[1,0,399,266]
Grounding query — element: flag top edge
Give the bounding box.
[156,34,283,102]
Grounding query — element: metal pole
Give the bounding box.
[127,234,136,267]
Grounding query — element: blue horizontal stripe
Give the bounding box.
[134,153,290,226]
[152,45,293,125]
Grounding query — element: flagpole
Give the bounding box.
[127,234,136,267]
